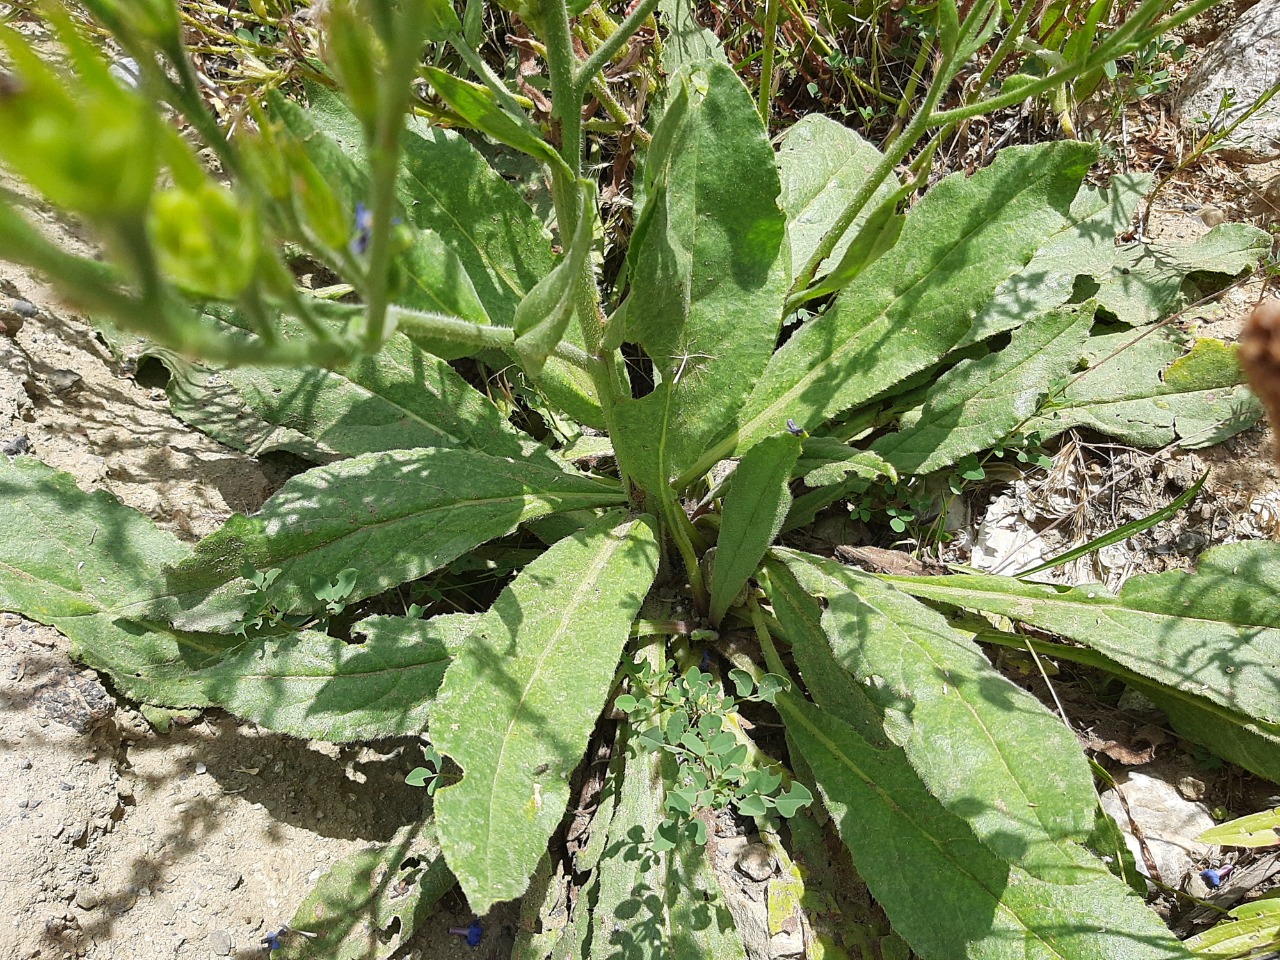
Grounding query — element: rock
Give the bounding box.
[735,843,775,882]
[46,369,83,396]
[0,434,29,458]
[1175,2,1280,162]
[1178,776,1207,801]
[1099,771,1216,888]
[73,888,99,911]
[206,929,233,956]
[8,299,37,318]
[33,668,115,734]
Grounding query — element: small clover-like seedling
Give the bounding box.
[623,662,809,846]
[406,742,445,796]
[309,567,358,616]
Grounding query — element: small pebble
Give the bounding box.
[9,299,38,318]
[74,888,100,911]
[18,758,32,770]
[1,436,30,457]
[47,369,82,395]
[1177,776,1206,801]
[735,842,775,882]
[195,761,207,775]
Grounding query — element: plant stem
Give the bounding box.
[576,0,660,93]
[361,4,429,352]
[757,0,781,123]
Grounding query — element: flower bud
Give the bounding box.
[148,184,260,299]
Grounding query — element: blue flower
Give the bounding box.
[449,919,483,947]
[350,202,374,255]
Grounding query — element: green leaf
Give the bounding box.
[871,302,1096,475]
[1148,690,1280,784]
[392,227,494,358]
[1184,896,1280,959]
[513,181,595,377]
[692,140,1095,481]
[1027,330,1260,449]
[432,514,659,914]
[421,66,570,175]
[1197,808,1280,848]
[775,114,899,285]
[143,302,540,464]
[281,821,454,960]
[885,540,1280,730]
[611,61,788,493]
[958,175,1151,347]
[1088,223,1272,327]
[0,461,477,739]
[159,448,626,632]
[775,551,1102,883]
[304,86,600,425]
[778,692,1192,960]
[709,433,801,624]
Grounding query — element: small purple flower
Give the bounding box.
[1201,864,1234,888]
[350,203,374,255]
[261,928,285,951]
[449,919,483,947]
[786,419,805,437]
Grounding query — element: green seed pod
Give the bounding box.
[148,183,260,300]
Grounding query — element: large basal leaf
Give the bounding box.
[772,551,1102,883]
[0,456,243,701]
[159,448,626,632]
[886,540,1280,729]
[592,737,746,960]
[0,457,487,739]
[1026,328,1260,449]
[778,692,1192,960]
[170,613,477,742]
[281,821,455,960]
[431,514,659,914]
[155,304,548,463]
[303,85,602,427]
[958,175,1151,347]
[1088,223,1272,327]
[304,85,553,328]
[872,302,1096,475]
[611,61,788,494]
[708,432,800,625]
[683,140,1095,484]
[776,114,898,285]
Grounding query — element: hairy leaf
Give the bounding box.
[154,304,543,463]
[685,140,1095,482]
[1183,897,1280,959]
[886,541,1280,728]
[709,433,800,624]
[774,551,1101,883]
[1089,223,1272,326]
[159,448,626,632]
[593,739,746,959]
[281,821,454,960]
[304,86,602,426]
[776,114,898,284]
[432,515,659,914]
[872,302,1095,475]
[513,181,594,377]
[611,61,788,493]
[1150,691,1280,784]
[958,175,1150,347]
[779,692,1192,960]
[1026,329,1260,449]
